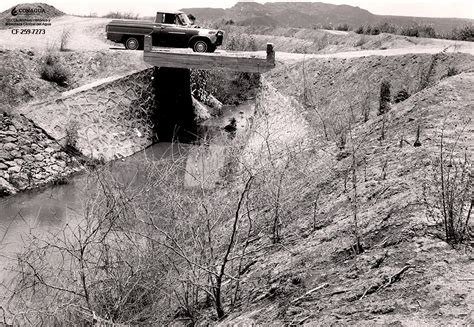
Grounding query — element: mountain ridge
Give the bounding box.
[181,1,473,33]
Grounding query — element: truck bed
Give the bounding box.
[106,20,155,42]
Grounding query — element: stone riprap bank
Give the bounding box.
[0,114,82,195]
[18,69,155,161]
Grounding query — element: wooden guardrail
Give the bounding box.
[143,35,275,73]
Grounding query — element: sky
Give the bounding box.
[2,0,473,19]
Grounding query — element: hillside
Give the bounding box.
[182,1,473,33]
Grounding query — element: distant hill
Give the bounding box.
[181,1,473,33]
[0,3,64,29]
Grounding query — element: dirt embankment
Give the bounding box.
[267,52,474,136]
[0,48,145,113]
[213,52,474,325]
[221,25,474,55]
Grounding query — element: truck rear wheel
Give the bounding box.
[125,37,140,50]
[192,40,210,53]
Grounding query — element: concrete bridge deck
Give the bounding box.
[143,35,275,73]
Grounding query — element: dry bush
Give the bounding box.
[424,125,472,244]
[4,140,270,323]
[393,88,410,103]
[191,69,260,106]
[378,80,391,116]
[103,11,140,19]
[39,52,70,86]
[449,25,474,41]
[59,28,71,52]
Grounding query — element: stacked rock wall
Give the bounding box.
[0,113,82,195]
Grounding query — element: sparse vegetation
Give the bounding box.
[102,11,140,20]
[393,88,410,103]
[335,23,349,31]
[64,120,79,150]
[446,66,459,77]
[59,28,71,52]
[378,80,391,115]
[425,123,472,244]
[39,52,70,87]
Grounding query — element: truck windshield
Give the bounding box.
[177,13,191,26]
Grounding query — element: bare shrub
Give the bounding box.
[418,53,438,92]
[393,88,410,103]
[425,124,472,244]
[449,25,474,41]
[60,28,71,51]
[360,90,371,122]
[334,120,348,150]
[378,80,391,116]
[446,66,459,77]
[64,120,79,150]
[39,52,70,86]
[335,23,349,31]
[354,26,364,34]
[103,11,140,19]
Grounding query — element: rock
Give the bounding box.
[10,150,21,158]
[0,152,13,161]
[23,154,35,162]
[0,177,17,195]
[0,163,7,170]
[0,130,16,136]
[3,161,15,167]
[34,154,44,161]
[7,165,21,173]
[50,164,63,172]
[2,136,17,143]
[34,173,46,180]
[3,143,16,151]
[45,147,56,154]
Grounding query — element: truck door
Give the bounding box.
[158,14,188,48]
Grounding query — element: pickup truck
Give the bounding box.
[106,10,224,52]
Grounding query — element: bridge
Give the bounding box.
[143,35,276,142]
[142,35,276,73]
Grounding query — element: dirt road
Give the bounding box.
[1,15,473,61]
[0,16,111,51]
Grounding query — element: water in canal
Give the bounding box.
[0,102,255,284]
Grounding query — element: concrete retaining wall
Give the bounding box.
[18,69,156,161]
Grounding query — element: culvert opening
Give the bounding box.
[152,67,261,143]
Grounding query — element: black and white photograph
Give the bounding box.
[0,0,473,325]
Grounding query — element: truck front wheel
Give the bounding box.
[192,40,210,53]
[125,37,140,50]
